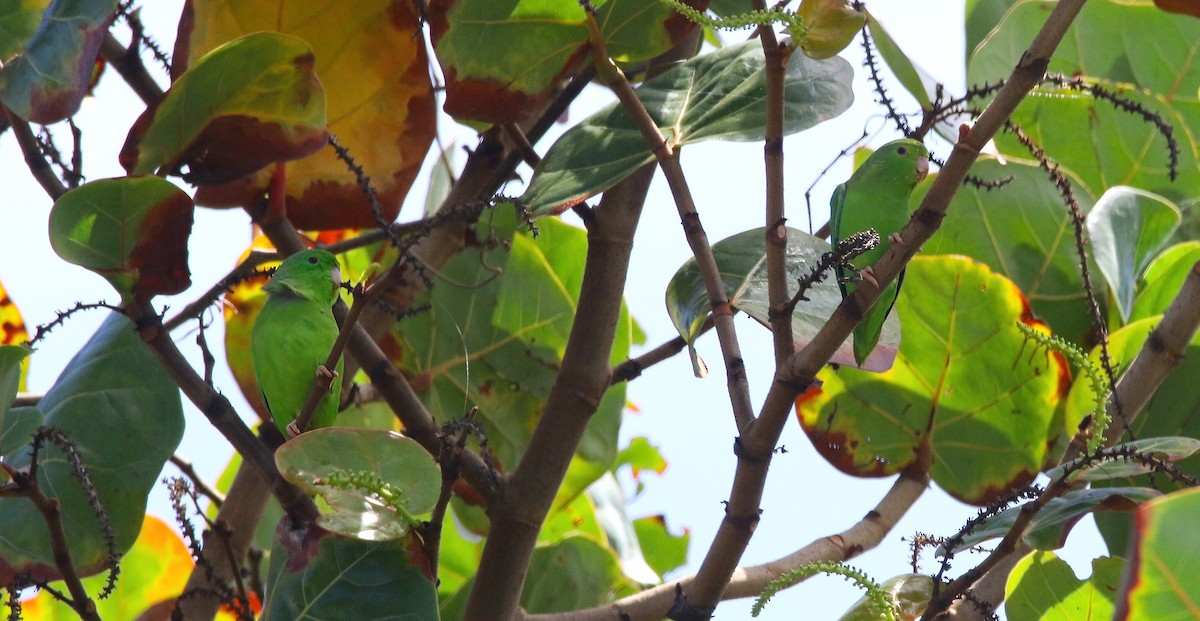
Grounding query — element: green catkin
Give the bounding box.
[657,0,807,37]
[1016,322,1110,452]
[752,562,898,620]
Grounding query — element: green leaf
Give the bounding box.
[0,0,50,59]
[0,406,40,468]
[521,535,638,613]
[1086,187,1180,323]
[262,529,438,620]
[839,574,933,621]
[1114,487,1200,619]
[0,344,30,429]
[0,313,185,583]
[796,256,1071,504]
[1046,437,1200,483]
[632,516,689,578]
[666,227,899,374]
[49,176,194,303]
[427,0,703,124]
[954,487,1160,553]
[0,0,116,123]
[395,209,628,504]
[521,39,854,214]
[616,436,667,478]
[16,516,197,620]
[964,0,1019,61]
[865,11,933,108]
[1130,241,1200,322]
[1005,552,1122,621]
[276,428,441,541]
[919,159,1097,345]
[120,32,327,184]
[968,0,1200,204]
[1064,316,1200,553]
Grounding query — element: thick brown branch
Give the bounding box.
[461,161,656,621]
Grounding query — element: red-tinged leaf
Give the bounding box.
[796,256,1071,505]
[49,177,194,302]
[427,0,705,125]
[0,0,116,123]
[1114,488,1200,619]
[1154,0,1200,18]
[19,516,195,620]
[120,32,327,185]
[177,1,435,230]
[0,284,27,347]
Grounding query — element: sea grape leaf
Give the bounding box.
[840,574,933,621]
[1113,488,1200,620]
[1046,437,1200,483]
[632,516,688,578]
[969,0,1200,204]
[276,428,441,541]
[1130,241,1200,322]
[1063,316,1200,554]
[426,0,705,124]
[521,39,854,214]
[1005,552,1122,621]
[0,345,30,434]
[865,11,934,107]
[394,209,634,503]
[797,0,865,60]
[49,176,194,303]
[0,314,185,586]
[121,32,327,184]
[918,159,1096,345]
[177,0,434,230]
[795,256,1071,505]
[0,0,50,59]
[17,516,200,620]
[954,487,1160,553]
[1085,186,1180,323]
[0,0,115,123]
[665,226,900,375]
[262,526,437,620]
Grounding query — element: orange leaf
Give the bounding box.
[178,1,435,230]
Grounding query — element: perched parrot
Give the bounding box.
[830,138,930,367]
[251,249,344,437]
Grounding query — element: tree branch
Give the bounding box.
[124,302,319,524]
[462,160,656,621]
[99,31,164,106]
[752,1,794,367]
[519,469,929,621]
[680,0,1090,613]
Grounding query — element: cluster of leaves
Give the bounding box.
[1,0,1199,620]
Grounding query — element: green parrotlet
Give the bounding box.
[830,138,930,366]
[251,249,343,437]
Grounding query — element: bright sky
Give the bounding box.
[0,3,1107,619]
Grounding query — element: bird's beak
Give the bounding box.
[916,156,930,182]
[331,267,342,289]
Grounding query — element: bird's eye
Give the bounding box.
[307,257,318,264]
[897,147,908,156]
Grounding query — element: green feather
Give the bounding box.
[830,139,930,366]
[251,249,344,436]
